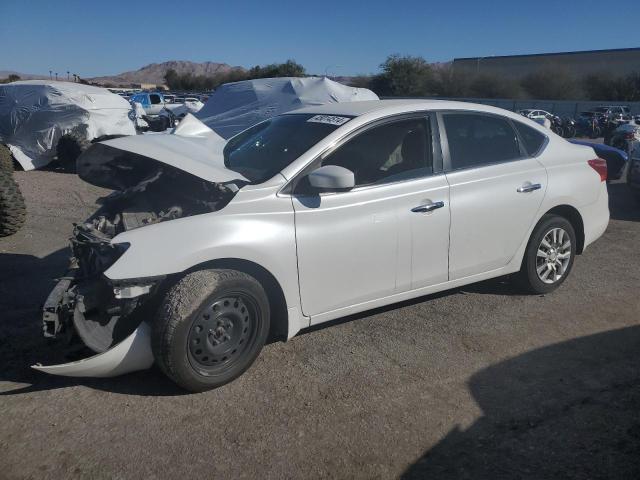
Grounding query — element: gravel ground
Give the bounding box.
[1,169,639,479]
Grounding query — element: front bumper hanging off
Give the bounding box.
[32,322,154,378]
[34,274,155,378]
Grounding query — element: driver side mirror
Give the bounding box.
[307,165,355,192]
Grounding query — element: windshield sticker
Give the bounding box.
[307,115,351,126]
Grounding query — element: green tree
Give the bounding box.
[371,54,439,97]
[247,59,306,79]
[163,68,180,89]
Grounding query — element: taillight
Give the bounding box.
[624,132,635,139]
[588,158,607,182]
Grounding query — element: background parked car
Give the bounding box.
[130,92,204,130]
[627,144,640,202]
[593,105,631,122]
[0,81,136,170]
[606,122,640,153]
[518,109,563,135]
[196,76,378,138]
[517,109,552,121]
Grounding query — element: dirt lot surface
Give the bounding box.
[1,170,639,479]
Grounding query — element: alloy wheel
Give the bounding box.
[536,227,572,284]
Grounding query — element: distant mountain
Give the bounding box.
[89,61,246,86]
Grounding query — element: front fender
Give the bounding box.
[104,190,299,311]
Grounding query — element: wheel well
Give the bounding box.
[545,205,585,254]
[185,258,288,342]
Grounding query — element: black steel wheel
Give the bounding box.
[152,269,270,392]
[187,294,260,375]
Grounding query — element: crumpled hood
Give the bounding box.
[77,114,247,188]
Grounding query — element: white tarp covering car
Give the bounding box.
[196,76,378,138]
[0,80,136,170]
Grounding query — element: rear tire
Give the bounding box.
[516,214,576,294]
[152,269,270,392]
[0,169,26,237]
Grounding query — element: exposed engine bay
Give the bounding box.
[42,146,240,354]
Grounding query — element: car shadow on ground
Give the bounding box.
[402,325,640,479]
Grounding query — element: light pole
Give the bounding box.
[49,70,52,80]
[67,71,70,81]
[55,72,58,81]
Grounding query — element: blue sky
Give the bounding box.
[1,0,638,77]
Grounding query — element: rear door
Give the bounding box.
[439,112,548,280]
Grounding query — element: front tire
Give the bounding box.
[152,269,270,392]
[516,214,576,294]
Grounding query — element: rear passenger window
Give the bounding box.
[442,113,521,170]
[513,121,546,156]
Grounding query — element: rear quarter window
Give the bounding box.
[513,121,547,157]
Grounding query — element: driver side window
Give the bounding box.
[321,117,433,187]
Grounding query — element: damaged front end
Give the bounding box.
[35,138,241,377]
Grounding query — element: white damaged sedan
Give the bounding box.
[36,100,609,392]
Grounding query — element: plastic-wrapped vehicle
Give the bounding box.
[0,81,136,170]
[196,76,378,138]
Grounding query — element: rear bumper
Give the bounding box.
[579,182,610,251]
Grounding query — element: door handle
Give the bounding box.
[411,201,445,213]
[517,183,542,193]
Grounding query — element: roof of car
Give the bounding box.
[288,99,503,117]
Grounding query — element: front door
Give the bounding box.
[291,115,450,321]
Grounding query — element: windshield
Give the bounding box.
[223,113,351,183]
[594,107,609,113]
